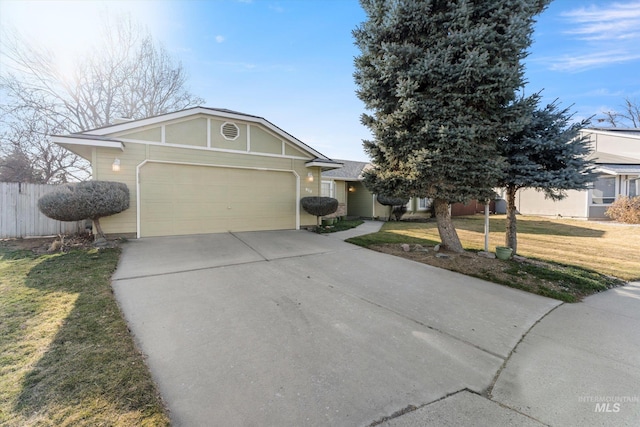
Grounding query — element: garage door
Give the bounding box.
[140,163,297,237]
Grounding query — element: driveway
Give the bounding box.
[111,230,639,426]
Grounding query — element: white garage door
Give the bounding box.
[140,163,297,237]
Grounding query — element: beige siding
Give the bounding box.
[285,143,307,157]
[516,188,588,218]
[335,180,346,204]
[94,144,145,235]
[250,125,282,154]
[118,127,162,142]
[166,118,207,147]
[347,182,375,217]
[586,132,640,158]
[93,140,319,236]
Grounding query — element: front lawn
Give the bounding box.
[347,215,638,301]
[0,243,169,426]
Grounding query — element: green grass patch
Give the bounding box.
[315,219,364,234]
[347,231,439,247]
[0,247,169,427]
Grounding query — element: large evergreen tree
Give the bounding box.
[500,94,596,253]
[353,0,549,252]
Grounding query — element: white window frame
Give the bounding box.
[624,176,639,198]
[590,175,618,205]
[321,180,335,198]
[417,197,430,211]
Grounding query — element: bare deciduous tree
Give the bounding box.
[598,97,640,128]
[0,15,204,183]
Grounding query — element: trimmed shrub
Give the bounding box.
[301,197,339,226]
[605,196,640,224]
[38,181,130,238]
[377,194,409,221]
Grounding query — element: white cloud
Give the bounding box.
[215,35,225,43]
[552,2,640,71]
[548,49,640,72]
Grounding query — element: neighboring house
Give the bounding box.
[52,107,340,238]
[515,128,640,219]
[321,159,489,219]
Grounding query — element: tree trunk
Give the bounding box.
[505,186,518,253]
[93,218,105,240]
[434,198,464,253]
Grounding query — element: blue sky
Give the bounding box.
[1,0,639,162]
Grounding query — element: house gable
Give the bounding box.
[106,112,315,160]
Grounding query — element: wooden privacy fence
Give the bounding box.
[0,182,84,238]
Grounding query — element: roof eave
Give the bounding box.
[306,160,343,170]
[52,135,124,161]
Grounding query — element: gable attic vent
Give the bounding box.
[221,122,240,140]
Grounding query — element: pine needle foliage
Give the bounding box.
[353,0,549,251]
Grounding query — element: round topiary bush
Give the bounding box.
[376,194,409,220]
[376,194,409,207]
[38,181,130,238]
[301,196,339,226]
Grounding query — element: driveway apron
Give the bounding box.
[112,230,559,426]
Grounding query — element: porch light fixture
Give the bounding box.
[348,185,355,192]
[307,172,314,182]
[112,158,121,172]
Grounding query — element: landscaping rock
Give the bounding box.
[434,244,441,252]
[477,251,496,259]
[435,253,450,259]
[401,243,411,252]
[513,255,527,262]
[93,237,109,248]
[413,244,429,252]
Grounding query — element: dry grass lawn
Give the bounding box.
[377,215,640,281]
[0,240,169,427]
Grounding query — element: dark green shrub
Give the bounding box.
[301,196,339,226]
[38,181,130,238]
[376,194,409,221]
[606,196,640,224]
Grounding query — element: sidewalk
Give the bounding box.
[328,220,640,426]
[323,219,384,240]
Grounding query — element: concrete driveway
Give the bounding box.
[111,229,639,426]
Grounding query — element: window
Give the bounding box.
[321,181,334,198]
[418,198,430,211]
[591,176,616,204]
[628,178,639,198]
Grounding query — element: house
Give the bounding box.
[52,107,340,238]
[515,128,640,219]
[321,159,386,219]
[321,159,492,219]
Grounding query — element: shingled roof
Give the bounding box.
[321,159,371,180]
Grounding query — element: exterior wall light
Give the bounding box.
[307,172,314,182]
[348,185,355,192]
[112,158,121,172]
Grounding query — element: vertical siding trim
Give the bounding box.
[246,124,251,152]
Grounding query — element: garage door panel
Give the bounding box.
[140,163,296,237]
